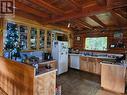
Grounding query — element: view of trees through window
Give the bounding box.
[85,37,107,51]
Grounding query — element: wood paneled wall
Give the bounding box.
[73,32,85,50]
[73,30,127,53]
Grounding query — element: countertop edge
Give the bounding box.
[35,69,57,77]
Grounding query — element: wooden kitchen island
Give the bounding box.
[101,62,126,94]
[0,57,57,95]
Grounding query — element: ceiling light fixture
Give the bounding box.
[67,23,71,28]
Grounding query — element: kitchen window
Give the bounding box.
[85,37,107,51]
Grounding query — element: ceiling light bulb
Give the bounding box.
[67,23,71,28]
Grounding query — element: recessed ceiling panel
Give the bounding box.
[96,12,114,26]
[84,17,102,27]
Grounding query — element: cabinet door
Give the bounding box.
[80,60,89,72]
[80,57,89,72]
[89,62,96,73]
[39,29,45,49]
[47,30,51,48]
[19,25,28,50]
[70,55,80,69]
[30,28,37,50]
[95,63,101,75]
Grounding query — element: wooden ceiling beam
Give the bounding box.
[107,0,127,9]
[96,0,107,6]
[82,1,97,8]
[113,10,127,20]
[95,26,127,31]
[15,1,49,18]
[110,10,126,27]
[73,20,91,29]
[67,0,81,10]
[75,19,93,29]
[15,10,43,24]
[28,0,64,15]
[43,4,107,24]
[89,15,106,28]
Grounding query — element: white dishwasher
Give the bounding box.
[70,54,80,69]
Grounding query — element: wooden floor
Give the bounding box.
[0,88,7,95]
[57,68,127,95]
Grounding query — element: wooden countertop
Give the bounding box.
[39,59,56,64]
[36,68,57,77]
[101,61,127,67]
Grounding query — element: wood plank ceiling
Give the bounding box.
[15,0,127,32]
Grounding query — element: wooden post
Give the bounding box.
[27,26,31,50]
[44,29,47,51]
[0,18,4,56]
[37,29,40,50]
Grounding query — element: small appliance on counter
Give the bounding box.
[44,52,52,60]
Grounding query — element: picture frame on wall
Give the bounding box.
[77,36,80,41]
[114,32,123,39]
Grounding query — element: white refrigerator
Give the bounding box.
[52,41,68,75]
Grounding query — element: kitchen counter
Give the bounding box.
[100,61,127,67]
[39,59,56,64]
[36,60,57,76]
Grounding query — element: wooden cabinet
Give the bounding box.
[80,56,101,75]
[5,22,56,51]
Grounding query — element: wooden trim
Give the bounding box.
[5,16,42,28]
[37,29,40,50]
[27,26,31,50]
[0,18,4,56]
[44,29,47,51]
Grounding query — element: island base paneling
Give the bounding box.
[0,57,56,95]
[0,57,35,95]
[101,63,126,94]
[34,71,56,95]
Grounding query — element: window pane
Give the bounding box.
[19,25,28,50]
[4,22,19,50]
[47,30,51,48]
[85,37,107,51]
[40,29,45,49]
